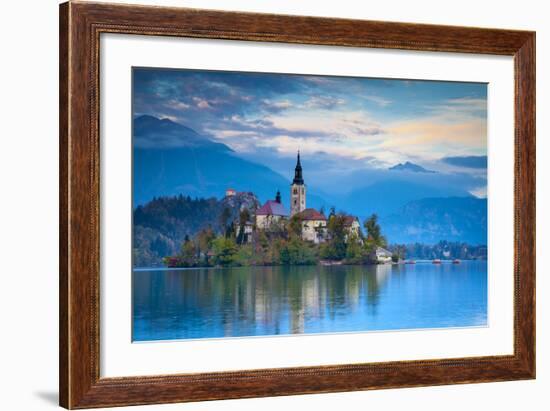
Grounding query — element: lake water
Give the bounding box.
[133,261,487,342]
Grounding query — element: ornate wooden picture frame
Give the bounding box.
[59,1,535,408]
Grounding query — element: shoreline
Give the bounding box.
[134,259,486,272]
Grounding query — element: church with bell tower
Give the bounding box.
[290,152,306,216]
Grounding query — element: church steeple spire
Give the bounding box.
[292,151,304,185]
[290,151,306,216]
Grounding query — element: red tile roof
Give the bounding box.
[297,208,326,221]
[256,200,289,217]
[343,216,359,226]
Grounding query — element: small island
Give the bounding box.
[163,153,392,268]
[155,153,484,269]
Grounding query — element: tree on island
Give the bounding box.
[220,206,232,236]
[363,214,384,244]
[320,214,348,260]
[391,244,407,262]
[211,236,237,266]
[363,214,387,250]
[225,221,236,239]
[196,226,215,265]
[345,233,365,264]
[279,236,317,265]
[236,208,251,245]
[180,235,196,266]
[287,214,303,238]
[269,214,316,266]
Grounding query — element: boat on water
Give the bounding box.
[432,259,442,264]
[452,259,461,264]
[320,260,343,266]
[405,260,416,264]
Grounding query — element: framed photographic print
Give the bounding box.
[59,1,535,409]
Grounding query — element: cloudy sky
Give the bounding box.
[133,67,488,197]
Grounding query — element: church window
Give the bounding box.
[293,188,297,195]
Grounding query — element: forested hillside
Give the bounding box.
[133,192,259,267]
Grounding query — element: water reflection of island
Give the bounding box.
[134,265,391,339]
[132,261,488,341]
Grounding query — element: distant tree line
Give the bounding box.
[388,241,487,260]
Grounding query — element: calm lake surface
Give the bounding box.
[133,261,487,342]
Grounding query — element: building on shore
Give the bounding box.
[296,208,327,244]
[255,190,289,230]
[236,221,255,244]
[343,216,362,241]
[375,247,392,263]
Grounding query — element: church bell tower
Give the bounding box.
[290,151,306,216]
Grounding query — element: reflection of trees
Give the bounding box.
[364,265,389,312]
[133,264,394,339]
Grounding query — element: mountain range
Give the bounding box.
[380,197,487,244]
[342,180,468,218]
[133,115,290,206]
[389,161,435,173]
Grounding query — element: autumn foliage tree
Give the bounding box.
[363,214,387,248]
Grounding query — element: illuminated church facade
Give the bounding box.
[253,152,329,244]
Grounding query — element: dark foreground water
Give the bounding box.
[133,261,487,342]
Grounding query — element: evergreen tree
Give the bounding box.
[363,214,387,247]
[196,226,215,265]
[220,207,232,234]
[236,208,251,245]
[212,237,237,266]
[180,235,196,266]
[278,240,291,265]
[321,213,347,260]
[225,221,236,239]
[279,237,316,265]
[288,214,303,238]
[345,233,365,263]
